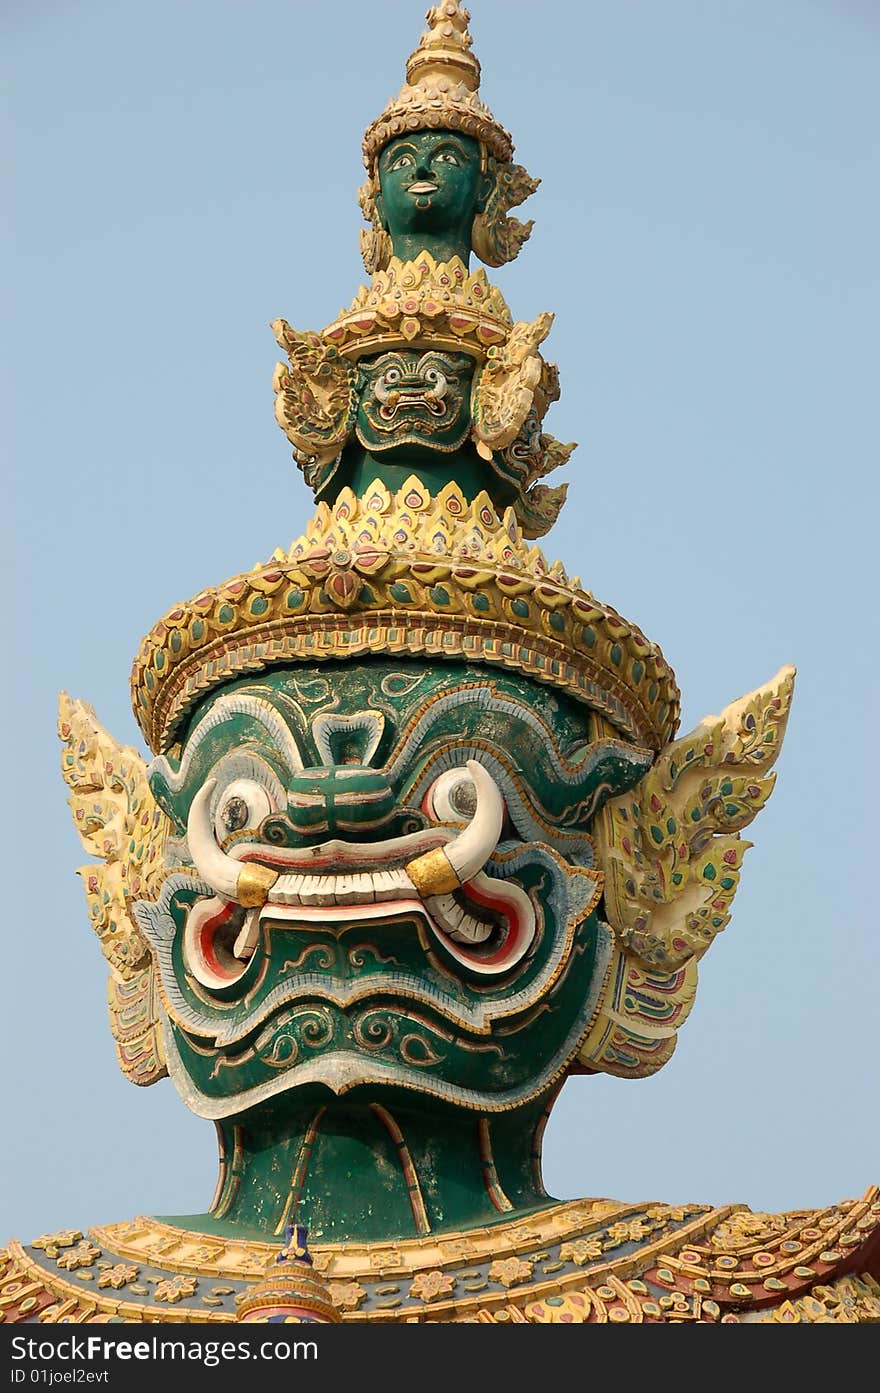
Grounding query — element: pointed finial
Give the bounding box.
[406,2,480,92]
[236,1224,341,1323]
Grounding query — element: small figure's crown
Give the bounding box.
[321,252,512,361]
[362,1,514,172]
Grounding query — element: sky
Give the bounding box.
[3,0,877,1243]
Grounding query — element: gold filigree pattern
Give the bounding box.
[362,2,514,172]
[270,325,358,477]
[751,1274,880,1324]
[131,476,680,755]
[409,1270,456,1303]
[4,1192,878,1324]
[322,254,512,362]
[487,1255,533,1288]
[595,665,795,970]
[154,1274,198,1304]
[97,1264,139,1290]
[471,313,554,454]
[58,695,168,1086]
[328,1280,368,1312]
[471,159,540,268]
[55,1241,101,1272]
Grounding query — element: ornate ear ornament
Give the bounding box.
[58,693,169,1086]
[471,157,540,268]
[358,177,393,275]
[577,666,796,1079]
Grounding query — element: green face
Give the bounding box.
[376,131,490,252]
[139,661,652,1123]
[355,350,475,458]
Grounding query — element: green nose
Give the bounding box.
[285,766,396,837]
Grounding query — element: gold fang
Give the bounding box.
[237,865,279,908]
[405,848,462,897]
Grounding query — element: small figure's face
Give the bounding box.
[139,662,652,1122]
[376,131,490,244]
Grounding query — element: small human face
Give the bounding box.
[376,130,485,241]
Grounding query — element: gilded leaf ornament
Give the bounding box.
[58,694,168,1085]
[471,312,555,455]
[594,665,795,970]
[271,322,359,483]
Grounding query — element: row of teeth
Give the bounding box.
[425,893,493,945]
[270,867,417,905]
[266,869,494,945]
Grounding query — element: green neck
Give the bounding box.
[327,442,514,507]
[388,231,472,265]
[159,1093,558,1244]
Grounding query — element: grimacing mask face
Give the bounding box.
[140,660,652,1122]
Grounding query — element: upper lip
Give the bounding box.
[407,180,438,194]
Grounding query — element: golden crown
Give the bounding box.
[362,2,514,173]
[130,478,680,756]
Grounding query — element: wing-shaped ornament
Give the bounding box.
[58,693,169,1086]
[577,665,795,1078]
[471,312,554,457]
[271,321,358,493]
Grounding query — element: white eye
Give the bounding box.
[424,768,480,823]
[213,779,273,842]
[435,150,460,165]
[389,152,414,170]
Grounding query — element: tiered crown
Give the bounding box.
[131,478,679,755]
[362,1,514,173]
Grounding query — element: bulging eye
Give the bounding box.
[424,767,480,823]
[213,779,273,842]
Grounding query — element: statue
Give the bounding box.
[2,2,877,1326]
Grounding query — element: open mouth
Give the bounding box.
[182,834,535,992]
[377,386,448,420]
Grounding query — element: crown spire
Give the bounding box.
[362,1,514,171]
[406,2,480,91]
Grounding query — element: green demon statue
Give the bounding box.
[5,1,878,1327]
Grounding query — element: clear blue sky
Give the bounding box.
[3,0,877,1241]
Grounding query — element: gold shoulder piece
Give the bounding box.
[271,321,358,487]
[58,693,168,1085]
[471,313,554,455]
